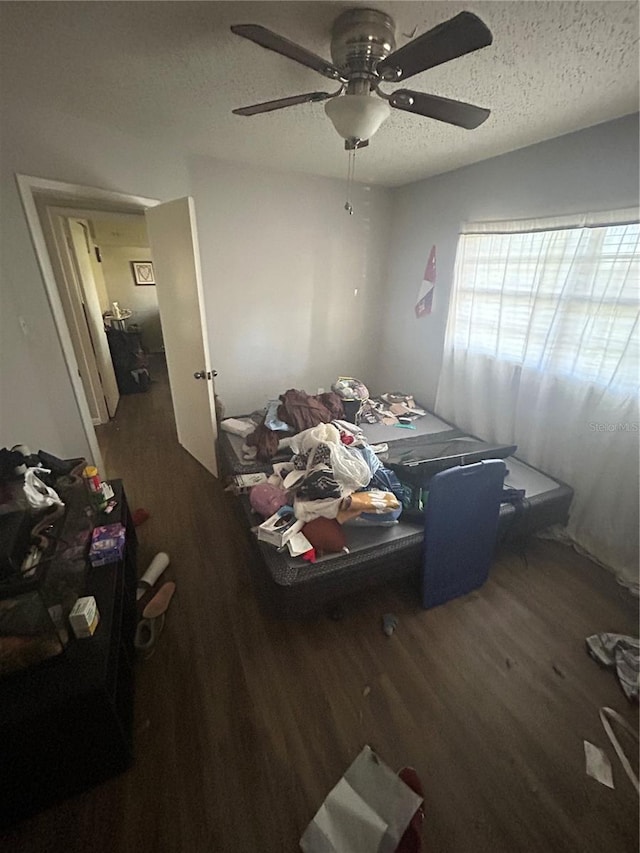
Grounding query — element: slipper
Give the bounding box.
[134,613,165,653]
[136,579,170,615]
[141,581,176,620]
[136,552,170,600]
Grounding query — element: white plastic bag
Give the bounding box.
[290,423,340,457]
[329,443,370,493]
[290,424,370,493]
[23,468,64,510]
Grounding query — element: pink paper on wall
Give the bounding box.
[415,245,436,318]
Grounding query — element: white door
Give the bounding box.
[47,211,107,424]
[66,218,121,419]
[145,197,218,477]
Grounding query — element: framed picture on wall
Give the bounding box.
[131,261,155,286]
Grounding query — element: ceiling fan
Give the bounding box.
[230,8,493,150]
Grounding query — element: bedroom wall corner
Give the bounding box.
[377,113,640,410]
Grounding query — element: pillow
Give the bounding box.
[302,517,347,554]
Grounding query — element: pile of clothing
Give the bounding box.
[244,389,345,462]
[223,388,428,466]
[359,393,427,426]
[246,420,406,563]
[220,384,432,562]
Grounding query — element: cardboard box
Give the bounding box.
[69,596,100,639]
[257,507,304,548]
[89,523,126,567]
[233,473,268,491]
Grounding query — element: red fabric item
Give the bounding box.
[318,391,345,420]
[245,420,286,462]
[301,548,317,563]
[395,767,425,853]
[302,517,347,554]
[277,389,345,434]
[340,432,355,445]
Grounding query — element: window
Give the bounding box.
[438,210,640,586]
[451,220,639,389]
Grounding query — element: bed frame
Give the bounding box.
[219,411,573,618]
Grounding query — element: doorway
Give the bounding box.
[44,206,164,412]
[44,207,166,465]
[17,175,219,478]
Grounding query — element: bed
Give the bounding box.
[219,409,573,618]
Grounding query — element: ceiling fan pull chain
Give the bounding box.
[345,147,355,215]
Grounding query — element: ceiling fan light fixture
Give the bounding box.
[324,94,390,142]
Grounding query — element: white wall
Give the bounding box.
[0,93,391,457]
[1,80,635,462]
[191,157,390,414]
[377,114,640,408]
[0,97,190,461]
[99,245,164,352]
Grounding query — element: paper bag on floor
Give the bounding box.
[300,746,422,853]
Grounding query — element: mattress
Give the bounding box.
[238,495,425,618]
[220,411,573,617]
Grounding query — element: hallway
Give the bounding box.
[2,366,638,853]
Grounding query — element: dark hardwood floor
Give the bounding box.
[3,356,638,852]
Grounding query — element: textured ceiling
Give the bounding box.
[1,1,638,186]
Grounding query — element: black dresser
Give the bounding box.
[0,480,137,829]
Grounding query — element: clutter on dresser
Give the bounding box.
[0,443,114,677]
[103,301,133,330]
[0,478,137,828]
[82,465,109,511]
[89,523,126,567]
[68,595,100,639]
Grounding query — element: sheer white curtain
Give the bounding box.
[436,209,639,588]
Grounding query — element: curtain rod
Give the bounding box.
[461,207,639,235]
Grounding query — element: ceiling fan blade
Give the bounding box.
[233,91,334,117]
[231,24,346,82]
[389,90,490,129]
[377,11,492,82]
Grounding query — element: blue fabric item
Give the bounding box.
[355,463,405,524]
[371,467,406,504]
[265,399,291,432]
[359,506,403,524]
[356,445,382,476]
